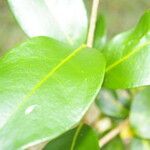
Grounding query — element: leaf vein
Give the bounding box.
[106,40,150,72]
[1,44,86,130]
[70,122,84,150]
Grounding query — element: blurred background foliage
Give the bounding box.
[0,0,150,55]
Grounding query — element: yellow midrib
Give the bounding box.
[24,44,86,100]
[2,44,86,129]
[106,40,150,72]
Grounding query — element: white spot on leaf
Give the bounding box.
[25,105,37,115]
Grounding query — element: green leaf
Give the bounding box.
[130,138,150,150]
[101,136,125,150]
[103,10,150,89]
[0,37,105,149]
[44,124,99,150]
[96,89,129,118]
[8,0,88,47]
[130,87,150,139]
[94,15,107,50]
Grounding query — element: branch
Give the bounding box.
[99,119,129,148]
[87,0,100,47]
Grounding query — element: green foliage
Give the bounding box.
[0,37,105,149]
[44,124,99,150]
[0,0,150,149]
[103,11,150,89]
[94,15,107,50]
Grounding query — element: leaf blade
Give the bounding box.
[103,11,150,89]
[0,37,105,149]
[8,0,88,47]
[44,124,99,150]
[94,15,107,50]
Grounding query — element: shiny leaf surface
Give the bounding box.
[103,11,150,89]
[8,0,88,47]
[0,37,105,149]
[130,87,150,139]
[44,124,99,150]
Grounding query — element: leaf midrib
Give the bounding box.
[1,44,86,130]
[70,123,84,150]
[106,40,150,72]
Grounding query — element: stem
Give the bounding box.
[87,0,100,47]
[99,119,129,148]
